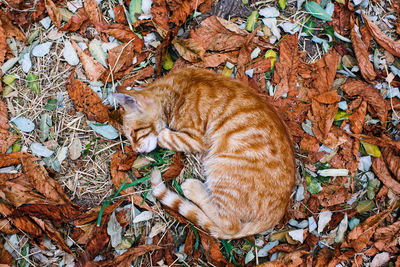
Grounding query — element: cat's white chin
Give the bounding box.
[137,133,158,153]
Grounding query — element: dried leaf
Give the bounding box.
[0,152,40,168]
[311,100,338,140]
[194,51,239,68]
[66,71,110,123]
[14,204,83,223]
[313,90,341,104]
[84,0,101,25]
[0,101,8,130]
[350,26,376,82]
[373,220,400,251]
[0,21,7,65]
[22,156,73,205]
[0,240,12,265]
[172,38,205,63]
[199,231,230,267]
[95,23,144,50]
[162,152,184,181]
[120,65,154,87]
[341,79,388,122]
[99,244,162,267]
[349,100,367,134]
[71,40,106,81]
[151,0,169,37]
[0,128,18,154]
[372,156,400,194]
[60,8,89,32]
[273,34,299,99]
[74,199,124,226]
[107,42,135,75]
[111,149,137,195]
[362,11,400,57]
[45,0,61,28]
[0,12,26,41]
[381,147,400,180]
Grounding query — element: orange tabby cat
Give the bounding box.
[114,68,295,239]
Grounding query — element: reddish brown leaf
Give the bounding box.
[373,219,400,251]
[172,37,205,63]
[184,227,195,255]
[311,100,338,140]
[273,34,299,99]
[362,11,400,57]
[45,0,61,28]
[95,23,144,50]
[22,156,73,205]
[341,78,388,122]
[0,12,26,42]
[0,152,40,168]
[113,4,126,25]
[170,0,206,27]
[372,156,400,194]
[0,218,18,234]
[59,8,89,32]
[190,16,248,52]
[330,2,352,36]
[300,135,319,152]
[0,128,18,154]
[0,240,12,265]
[309,50,340,95]
[199,231,230,267]
[151,0,169,37]
[107,42,135,75]
[236,25,260,85]
[66,71,110,123]
[0,22,7,65]
[14,204,83,223]
[120,65,155,87]
[71,40,106,81]
[31,216,72,254]
[74,198,124,226]
[349,100,367,135]
[84,0,101,25]
[194,51,239,68]
[99,244,162,267]
[0,101,9,130]
[350,25,376,82]
[248,58,272,74]
[381,147,400,180]
[162,152,184,182]
[111,149,136,195]
[313,90,341,104]
[342,209,391,252]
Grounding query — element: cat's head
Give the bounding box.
[113,92,163,153]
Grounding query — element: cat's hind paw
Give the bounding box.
[181,179,208,204]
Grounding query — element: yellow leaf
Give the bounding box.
[360,141,381,157]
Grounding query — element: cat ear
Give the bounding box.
[113,93,138,112]
[113,93,155,112]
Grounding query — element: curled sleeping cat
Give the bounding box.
[114,67,295,239]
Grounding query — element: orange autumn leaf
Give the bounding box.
[66,71,110,123]
[172,37,205,63]
[170,0,206,27]
[199,231,231,267]
[22,156,74,205]
[96,244,162,266]
[313,90,341,104]
[45,0,61,28]
[273,34,300,99]
[107,42,135,74]
[74,198,124,226]
[362,11,400,57]
[300,135,319,152]
[194,51,239,68]
[0,101,9,130]
[373,219,400,252]
[151,0,169,37]
[59,8,89,32]
[71,40,106,81]
[372,156,400,194]
[95,23,144,51]
[15,204,83,223]
[84,0,102,25]
[0,240,12,265]
[309,50,340,95]
[113,4,126,25]
[120,65,155,87]
[350,26,376,82]
[381,146,400,180]
[0,152,40,168]
[0,12,26,42]
[0,20,7,64]
[110,148,137,195]
[311,100,338,140]
[0,128,18,154]
[162,152,184,181]
[349,100,367,134]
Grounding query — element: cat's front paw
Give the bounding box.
[181,179,207,203]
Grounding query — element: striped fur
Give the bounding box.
[116,68,295,239]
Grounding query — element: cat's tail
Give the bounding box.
[150,169,223,236]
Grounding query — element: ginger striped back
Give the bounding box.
[114,68,295,239]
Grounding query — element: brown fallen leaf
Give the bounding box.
[372,156,400,194]
[31,216,72,254]
[373,219,400,252]
[311,100,338,140]
[151,0,169,38]
[331,2,352,36]
[66,71,110,123]
[248,58,272,74]
[71,40,106,81]
[14,204,83,223]
[0,152,40,168]
[341,78,388,122]
[313,90,341,104]
[362,11,400,57]
[162,152,184,182]
[184,227,195,256]
[0,101,9,130]
[84,0,102,25]
[381,146,400,180]
[172,37,205,63]
[309,50,340,96]
[0,128,18,154]
[59,8,89,32]
[22,156,73,205]
[190,16,248,52]
[170,0,206,27]
[342,209,391,252]
[300,135,319,152]
[0,21,7,65]
[95,23,144,51]
[45,0,61,28]
[0,218,18,234]
[273,34,299,99]
[113,4,126,25]
[0,240,12,265]
[120,65,155,87]
[74,198,124,226]
[350,25,376,82]
[107,42,135,76]
[110,149,136,195]
[349,100,367,135]
[97,244,162,267]
[0,12,26,42]
[199,231,231,267]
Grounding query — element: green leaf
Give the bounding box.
[129,0,142,24]
[3,74,16,85]
[334,111,350,121]
[40,113,52,142]
[360,141,381,157]
[246,11,259,32]
[303,20,317,36]
[356,199,375,213]
[264,49,277,70]
[162,52,174,70]
[306,174,322,194]
[12,140,21,152]
[27,72,39,94]
[305,1,332,21]
[44,98,58,111]
[278,0,286,10]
